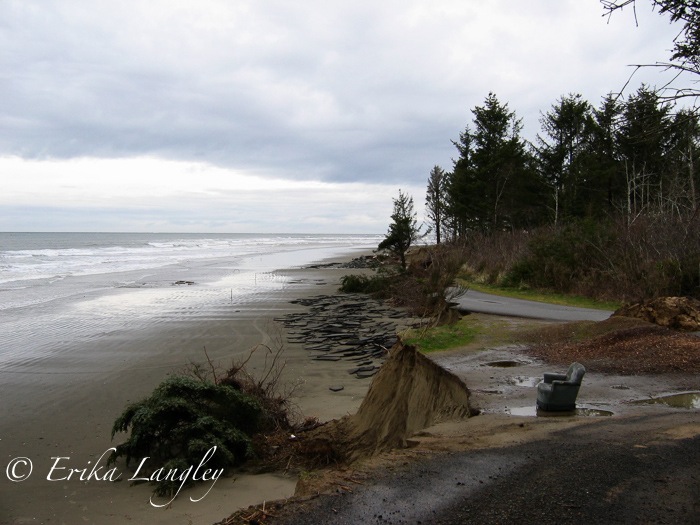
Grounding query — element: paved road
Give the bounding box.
[452,289,612,322]
[273,412,700,525]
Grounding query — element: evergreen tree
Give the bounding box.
[448,93,536,235]
[425,165,447,245]
[667,108,700,213]
[439,87,700,237]
[618,86,674,218]
[446,125,476,238]
[378,190,423,269]
[589,94,625,213]
[535,94,595,223]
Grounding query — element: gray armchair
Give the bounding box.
[536,362,586,411]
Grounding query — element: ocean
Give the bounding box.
[0,232,384,520]
[0,232,381,367]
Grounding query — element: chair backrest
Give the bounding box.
[564,362,586,385]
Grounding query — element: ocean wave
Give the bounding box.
[0,233,381,286]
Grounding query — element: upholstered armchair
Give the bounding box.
[536,362,586,411]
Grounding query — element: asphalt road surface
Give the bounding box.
[452,289,612,322]
[273,412,700,524]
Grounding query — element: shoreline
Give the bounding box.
[0,248,376,524]
[5,242,699,523]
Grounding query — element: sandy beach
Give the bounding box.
[0,250,378,525]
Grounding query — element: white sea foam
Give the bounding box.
[0,232,381,365]
[0,233,380,286]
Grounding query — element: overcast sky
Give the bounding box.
[0,0,685,233]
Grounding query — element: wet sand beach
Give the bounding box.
[0,249,377,524]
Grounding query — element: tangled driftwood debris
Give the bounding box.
[527,316,700,375]
[613,296,700,331]
[277,294,423,379]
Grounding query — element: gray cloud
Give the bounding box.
[0,0,684,186]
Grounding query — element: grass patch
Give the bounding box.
[460,280,621,311]
[404,319,479,353]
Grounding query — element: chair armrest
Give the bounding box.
[543,372,567,384]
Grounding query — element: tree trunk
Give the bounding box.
[690,141,697,212]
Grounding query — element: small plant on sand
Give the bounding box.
[339,273,391,294]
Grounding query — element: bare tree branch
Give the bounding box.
[600,1,700,104]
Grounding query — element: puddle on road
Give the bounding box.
[507,376,541,387]
[484,360,524,368]
[632,391,700,409]
[503,406,614,417]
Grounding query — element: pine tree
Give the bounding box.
[378,190,422,269]
[448,93,536,235]
[425,165,447,244]
[666,108,700,214]
[618,86,674,218]
[446,125,477,238]
[589,94,625,213]
[535,94,595,223]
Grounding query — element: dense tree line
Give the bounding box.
[425,87,700,241]
[415,1,700,300]
[423,0,700,240]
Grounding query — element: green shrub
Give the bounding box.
[339,273,390,294]
[501,258,536,289]
[502,219,614,293]
[460,211,700,301]
[110,375,263,496]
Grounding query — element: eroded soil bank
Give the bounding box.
[296,342,473,463]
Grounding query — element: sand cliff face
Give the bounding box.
[301,342,472,462]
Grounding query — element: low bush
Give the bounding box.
[109,375,260,497]
[339,273,390,294]
[502,219,614,293]
[340,245,469,321]
[110,342,297,499]
[462,211,700,301]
